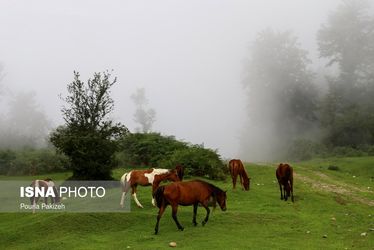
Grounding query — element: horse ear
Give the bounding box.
[224,190,227,193]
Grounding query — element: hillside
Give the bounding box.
[0,157,373,249]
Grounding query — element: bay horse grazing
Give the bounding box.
[229,159,250,190]
[154,180,227,234]
[276,163,294,202]
[120,166,182,208]
[30,178,60,213]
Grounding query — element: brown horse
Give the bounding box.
[154,180,227,234]
[229,159,250,190]
[30,178,60,213]
[276,163,294,202]
[120,166,183,208]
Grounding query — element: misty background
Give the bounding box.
[1,0,373,161]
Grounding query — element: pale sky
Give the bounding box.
[0,0,341,158]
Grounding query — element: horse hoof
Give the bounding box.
[193,222,197,226]
[179,227,184,231]
[202,221,206,226]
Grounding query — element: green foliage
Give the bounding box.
[50,71,128,180]
[118,132,187,166]
[118,132,226,180]
[158,145,226,180]
[327,165,339,171]
[0,148,68,175]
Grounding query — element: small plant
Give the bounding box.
[328,165,340,171]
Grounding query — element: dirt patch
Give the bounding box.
[334,195,347,205]
[294,172,374,207]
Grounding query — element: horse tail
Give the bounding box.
[154,185,165,208]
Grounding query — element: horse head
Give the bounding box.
[165,169,181,182]
[243,177,250,191]
[175,165,184,181]
[216,190,227,211]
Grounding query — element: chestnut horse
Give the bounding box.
[30,178,60,213]
[120,166,183,208]
[276,163,294,202]
[154,180,227,234]
[229,159,250,190]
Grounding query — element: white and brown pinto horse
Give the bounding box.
[30,178,60,213]
[120,166,183,208]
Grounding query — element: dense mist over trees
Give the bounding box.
[0,69,50,149]
[240,0,374,161]
[131,88,156,133]
[1,0,374,164]
[241,30,319,160]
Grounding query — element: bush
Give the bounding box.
[0,148,69,176]
[118,133,188,167]
[158,145,226,180]
[118,133,226,180]
[327,165,340,171]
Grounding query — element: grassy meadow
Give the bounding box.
[0,157,373,249]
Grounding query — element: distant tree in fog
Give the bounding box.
[131,88,156,133]
[318,0,374,147]
[241,29,318,160]
[0,91,50,149]
[50,71,128,180]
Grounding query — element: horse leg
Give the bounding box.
[192,203,198,226]
[232,174,237,189]
[283,185,288,201]
[154,203,167,235]
[132,186,143,208]
[239,174,244,190]
[290,179,294,202]
[171,204,184,231]
[32,197,38,214]
[151,184,157,207]
[278,181,283,200]
[201,201,210,226]
[120,191,127,208]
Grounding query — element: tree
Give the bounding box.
[318,0,374,147]
[3,91,50,148]
[50,71,128,180]
[131,88,156,133]
[241,29,318,160]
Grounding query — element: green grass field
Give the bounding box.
[0,157,373,249]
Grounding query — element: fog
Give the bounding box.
[0,0,343,159]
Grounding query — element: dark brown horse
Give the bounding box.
[30,178,60,213]
[229,159,250,190]
[154,180,227,234]
[276,163,294,202]
[120,166,183,208]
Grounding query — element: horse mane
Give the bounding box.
[194,179,225,196]
[239,166,250,181]
[175,165,184,181]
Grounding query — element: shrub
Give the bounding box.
[118,133,188,167]
[0,148,69,176]
[158,145,226,180]
[327,165,340,171]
